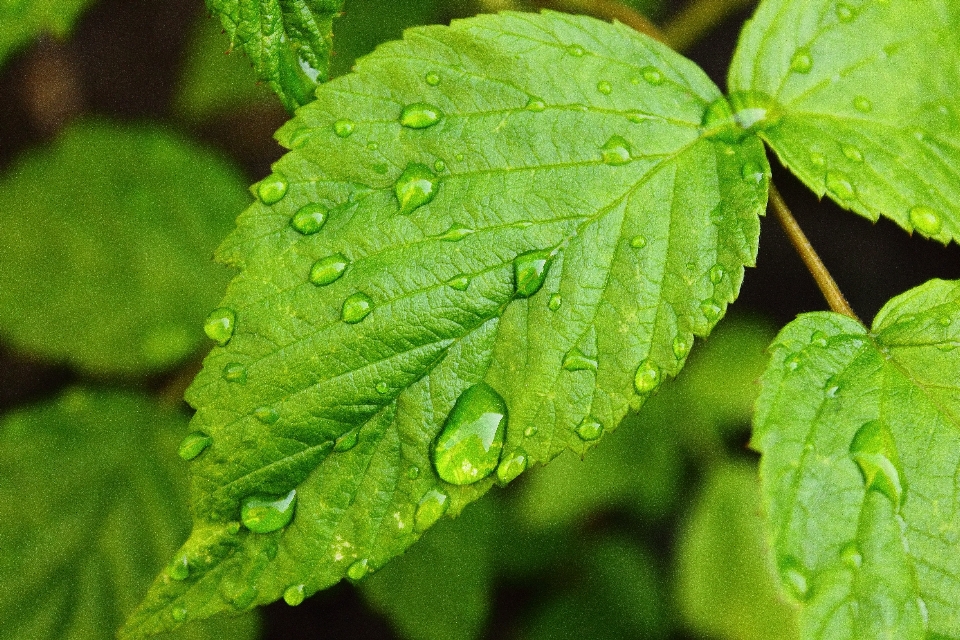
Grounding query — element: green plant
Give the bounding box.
[1,0,958,639]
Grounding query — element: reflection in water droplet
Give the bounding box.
[446,273,471,291]
[842,144,864,163]
[425,72,440,86]
[435,225,474,241]
[431,383,508,485]
[514,249,553,298]
[526,97,546,112]
[853,96,873,113]
[836,3,855,22]
[375,381,389,394]
[741,162,765,184]
[563,348,598,372]
[701,300,722,322]
[334,429,359,452]
[496,449,528,484]
[709,265,725,284]
[309,254,349,286]
[826,172,855,201]
[342,292,374,323]
[223,363,247,384]
[172,607,187,622]
[291,204,328,235]
[204,307,236,346]
[909,206,942,236]
[395,163,438,215]
[168,554,190,581]
[284,584,306,606]
[333,119,355,138]
[414,488,448,531]
[258,174,289,204]
[596,80,612,95]
[840,541,862,569]
[779,556,810,600]
[400,103,443,129]
[254,406,280,424]
[576,417,603,441]
[347,559,370,580]
[407,465,420,479]
[601,136,632,165]
[548,294,562,311]
[524,426,537,437]
[434,159,447,173]
[241,489,297,533]
[633,360,662,394]
[642,67,664,85]
[630,235,647,249]
[673,336,690,359]
[810,152,826,168]
[790,50,813,73]
[178,432,212,461]
[850,420,904,506]
[810,330,829,347]
[567,44,586,57]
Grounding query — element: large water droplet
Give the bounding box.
[779,555,810,600]
[641,66,664,85]
[576,416,603,441]
[562,348,598,372]
[309,254,349,286]
[347,558,370,580]
[790,50,813,73]
[334,428,359,452]
[811,330,829,347]
[633,360,662,394]
[414,488,449,532]
[850,420,903,506]
[241,489,297,533]
[342,292,374,323]
[254,406,280,424]
[909,206,942,236]
[853,96,873,113]
[283,584,306,606]
[400,103,443,129]
[496,449,528,485]
[178,431,212,461]
[291,204,328,235]
[601,136,632,165]
[514,249,552,298]
[826,172,855,201]
[395,163,438,215]
[709,264,725,284]
[425,72,441,86]
[222,363,247,384]
[701,98,739,140]
[548,293,562,311]
[204,307,236,346]
[333,119,355,138]
[596,80,612,95]
[258,174,288,205]
[431,383,508,485]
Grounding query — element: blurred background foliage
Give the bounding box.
[1,0,958,638]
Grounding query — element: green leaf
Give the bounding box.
[676,463,799,640]
[0,389,261,640]
[0,120,249,376]
[206,0,345,112]
[728,0,960,244]
[753,279,960,639]
[0,0,95,67]
[125,11,768,635]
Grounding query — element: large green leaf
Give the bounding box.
[124,11,768,635]
[0,120,248,376]
[753,279,960,639]
[206,0,344,112]
[0,0,95,66]
[728,0,960,244]
[0,389,261,640]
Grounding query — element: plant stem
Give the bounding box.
[768,185,861,322]
[531,0,665,43]
[662,0,757,51]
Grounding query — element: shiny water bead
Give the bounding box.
[334,429,359,452]
[203,307,236,346]
[514,249,552,298]
[347,558,370,580]
[779,555,810,600]
[431,383,508,485]
[178,431,212,461]
[395,163,438,214]
[222,363,247,384]
[309,253,349,286]
[842,144,864,162]
[241,489,297,533]
[701,300,722,322]
[254,406,280,425]
[525,97,546,112]
[283,584,306,606]
[341,292,374,323]
[414,488,449,531]
[406,465,420,479]
[576,417,603,441]
[596,80,612,95]
[291,204,328,235]
[811,330,829,347]
[524,426,537,438]
[375,381,390,394]
[447,275,471,291]
[601,135,632,166]
[562,348,598,372]
[810,152,826,168]
[548,293,562,311]
[641,66,664,85]
[909,206,942,236]
[436,225,474,241]
[633,360,662,394]
[400,103,443,129]
[171,607,187,622]
[566,44,586,56]
[257,174,288,204]
[826,172,855,201]
[853,96,872,113]
[850,420,904,506]
[840,541,862,569]
[630,235,647,249]
[709,264,725,284]
[790,50,813,73]
[836,3,855,21]
[425,72,441,86]
[434,159,447,173]
[333,119,355,138]
[168,554,190,581]
[496,449,528,485]
[741,162,764,184]
[673,336,690,359]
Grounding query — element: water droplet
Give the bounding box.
[709,265,725,284]
[375,381,389,394]
[784,352,802,371]
[407,465,420,479]
[842,144,864,162]
[625,111,647,123]
[790,50,813,73]
[431,383,507,485]
[333,119,355,138]
[701,300,722,322]
[562,348,598,372]
[779,556,810,600]
[290,204,328,235]
[367,141,379,151]
[525,97,546,112]
[433,159,447,173]
[289,128,311,149]
[436,225,474,241]
[641,66,664,85]
[395,163,438,214]
[455,153,464,162]
[347,558,369,580]
[514,249,552,298]
[840,541,862,569]
[601,135,632,165]
[836,3,855,22]
[254,406,280,424]
[425,72,440,86]
[596,80,612,95]
[222,363,247,384]
[203,307,236,346]
[811,330,829,347]
[576,416,603,441]
[400,103,443,129]
[566,44,585,57]
[826,172,855,201]
[548,293,562,311]
[334,429,359,452]
[447,275,471,291]
[172,607,187,622]
[496,449,528,484]
[168,554,190,581]
[850,420,903,506]
[241,489,297,533]
[283,584,306,606]
[524,426,537,437]
[342,292,374,323]
[810,152,826,168]
[414,488,448,531]
[630,235,647,249]
[741,162,765,184]
[853,96,872,113]
[633,360,662,394]
[673,336,690,359]
[909,206,942,236]
[258,174,288,205]
[938,341,959,352]
[939,316,951,327]
[178,432,212,461]
[309,253,349,286]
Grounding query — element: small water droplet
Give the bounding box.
[431,383,507,485]
[937,341,959,352]
[601,135,632,165]
[811,330,829,347]
[641,67,664,85]
[701,300,722,322]
[909,206,942,236]
[291,204,328,235]
[254,406,280,424]
[840,541,862,569]
[562,348,598,372]
[566,44,585,57]
[709,264,725,284]
[673,336,690,359]
[826,171,855,201]
[309,253,349,286]
[625,111,647,123]
[333,119,355,138]
[514,249,552,298]
[784,352,802,371]
[779,555,810,600]
[524,426,537,437]
[741,162,765,184]
[596,80,612,95]
[400,103,443,129]
[334,429,359,452]
[283,584,306,606]
[850,420,903,506]
[414,488,448,531]
[496,449,528,484]
[366,141,379,151]
[342,292,374,323]
[172,607,187,622]
[204,307,236,346]
[790,50,813,73]
[395,163,438,215]
[810,152,826,168]
[347,558,370,580]
[630,235,647,249]
[375,381,389,394]
[525,97,546,112]
[842,144,864,163]
[938,316,951,327]
[433,159,447,173]
[222,363,247,384]
[548,293,562,311]
[576,416,603,441]
[633,360,662,394]
[436,225,474,241]
[425,72,440,86]
[407,465,420,479]
[178,432,212,461]
[447,275,471,291]
[836,3,855,21]
[241,489,297,533]
[226,521,241,535]
[289,128,311,149]
[168,554,190,581]
[853,96,873,113]
[258,174,288,205]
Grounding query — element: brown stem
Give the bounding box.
[530,0,666,43]
[662,0,757,51]
[769,186,861,322]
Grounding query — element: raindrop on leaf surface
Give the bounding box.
[496,449,528,484]
[283,584,306,606]
[222,363,247,384]
[178,432,211,461]
[347,558,370,580]
[514,249,552,298]
[254,406,280,424]
[203,308,235,346]
[633,360,662,394]
[849,420,904,506]
[414,489,449,532]
[909,206,942,236]
[309,254,349,286]
[576,417,603,441]
[601,136,632,165]
[395,163,438,215]
[333,119,355,138]
[291,204,328,235]
[400,103,444,129]
[240,489,297,533]
[341,292,374,324]
[431,383,508,485]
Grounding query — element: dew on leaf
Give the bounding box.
[375,381,389,394]
[630,234,647,248]
[414,488,449,532]
[810,152,826,168]
[347,558,370,580]
[171,607,187,622]
[447,275,471,291]
[566,44,585,56]
[178,431,212,461]
[435,225,474,241]
[257,174,289,204]
[673,336,690,359]
[741,162,765,184]
[548,293,562,311]
[576,417,603,441]
[850,420,904,506]
[407,465,421,480]
[709,264,725,284]
[524,426,537,437]
[367,142,379,151]
[514,249,553,298]
[779,555,810,600]
[291,203,328,235]
[525,97,546,112]
[222,363,247,384]
[254,406,280,424]
[400,103,443,129]
[601,135,632,165]
[842,144,864,163]
[333,119,355,138]
[840,541,862,569]
[431,382,508,485]
[784,352,802,371]
[496,449,528,484]
[701,300,722,322]
[853,96,873,113]
[342,292,374,323]
[309,253,349,286]
[203,307,236,346]
[596,80,612,95]
[826,171,855,201]
[562,348,598,372]
[625,111,647,123]
[789,50,813,73]
[836,3,855,22]
[395,163,438,214]
[425,72,440,86]
[909,206,942,236]
[283,584,306,606]
[334,429,359,452]
[633,360,662,394]
[433,159,447,173]
[641,66,664,85]
[241,489,297,533]
[168,554,190,581]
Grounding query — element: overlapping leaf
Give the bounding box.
[753,279,960,639]
[0,0,95,66]
[124,11,768,635]
[728,0,960,244]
